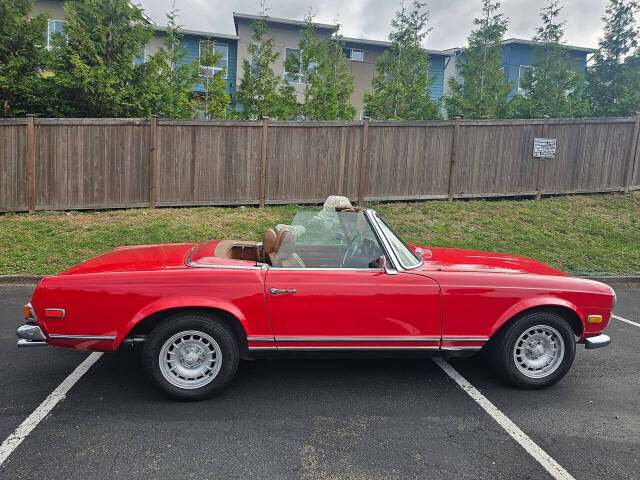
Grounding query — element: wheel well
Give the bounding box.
[494,305,583,339]
[127,307,250,359]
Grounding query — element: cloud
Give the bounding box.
[139,0,613,50]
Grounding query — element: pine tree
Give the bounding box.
[363,1,440,120]
[235,5,298,119]
[196,39,231,118]
[151,3,200,118]
[514,0,590,118]
[0,0,49,117]
[48,0,160,117]
[587,0,639,117]
[618,50,640,114]
[286,16,356,120]
[444,0,512,119]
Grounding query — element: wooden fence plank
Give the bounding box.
[448,117,461,201]
[149,116,157,207]
[26,115,35,213]
[624,112,640,193]
[259,117,269,208]
[358,118,369,206]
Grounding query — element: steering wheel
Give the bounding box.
[341,233,363,268]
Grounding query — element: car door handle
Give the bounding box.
[269,287,297,295]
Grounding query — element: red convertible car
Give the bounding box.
[17,207,613,399]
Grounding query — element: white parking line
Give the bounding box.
[0,352,102,466]
[433,357,576,480]
[612,314,640,328]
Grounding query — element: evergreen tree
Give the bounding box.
[196,39,231,118]
[286,16,356,120]
[514,0,590,118]
[151,3,199,118]
[363,1,440,120]
[587,0,639,116]
[48,0,160,117]
[235,6,298,119]
[618,50,640,114]
[444,0,512,119]
[0,0,49,117]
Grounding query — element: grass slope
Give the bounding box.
[0,193,638,276]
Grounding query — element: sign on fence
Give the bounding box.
[533,138,557,158]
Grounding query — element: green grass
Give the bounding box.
[1,193,638,276]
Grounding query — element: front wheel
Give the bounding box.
[490,311,576,389]
[142,312,239,400]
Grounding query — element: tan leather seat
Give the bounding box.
[262,228,277,264]
[270,228,306,268]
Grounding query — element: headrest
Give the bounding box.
[262,228,277,254]
[275,227,296,258]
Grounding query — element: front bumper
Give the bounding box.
[16,323,48,347]
[584,334,611,349]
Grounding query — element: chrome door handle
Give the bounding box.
[269,287,297,295]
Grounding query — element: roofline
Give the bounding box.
[444,38,596,54]
[233,12,338,33]
[502,38,596,53]
[152,25,239,40]
[342,36,449,55]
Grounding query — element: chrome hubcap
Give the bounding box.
[159,330,222,389]
[513,325,565,379]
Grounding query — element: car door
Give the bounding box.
[265,268,442,350]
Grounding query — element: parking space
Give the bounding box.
[1,282,638,479]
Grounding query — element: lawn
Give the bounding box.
[0,192,638,276]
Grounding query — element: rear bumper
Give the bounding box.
[16,323,48,347]
[584,334,611,349]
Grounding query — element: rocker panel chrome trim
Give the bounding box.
[48,334,116,341]
[442,337,489,342]
[276,336,441,342]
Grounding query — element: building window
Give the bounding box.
[518,65,533,95]
[343,48,364,61]
[47,19,66,50]
[134,46,146,65]
[284,48,316,84]
[199,41,228,79]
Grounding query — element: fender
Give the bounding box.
[489,295,585,338]
[115,296,249,348]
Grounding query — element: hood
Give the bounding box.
[59,243,197,275]
[409,244,568,276]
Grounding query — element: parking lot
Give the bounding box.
[1,282,638,480]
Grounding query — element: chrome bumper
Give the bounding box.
[584,334,611,349]
[16,324,48,347]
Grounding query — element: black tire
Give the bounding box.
[142,312,239,400]
[489,311,576,389]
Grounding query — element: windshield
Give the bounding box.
[374,213,421,269]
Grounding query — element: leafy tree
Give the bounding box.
[48,0,160,117]
[587,0,639,116]
[618,50,640,114]
[151,3,199,118]
[444,0,513,119]
[286,16,355,120]
[235,7,298,119]
[196,39,231,118]
[0,0,49,117]
[514,0,590,118]
[363,1,440,120]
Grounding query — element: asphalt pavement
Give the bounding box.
[1,282,638,479]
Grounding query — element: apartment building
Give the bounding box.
[31,2,595,117]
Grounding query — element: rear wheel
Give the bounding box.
[143,312,239,400]
[490,311,576,389]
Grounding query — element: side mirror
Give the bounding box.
[335,232,345,242]
[369,255,386,269]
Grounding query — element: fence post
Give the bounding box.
[358,117,370,206]
[149,115,157,208]
[535,116,550,201]
[26,114,36,213]
[624,112,640,193]
[259,117,269,208]
[447,117,461,202]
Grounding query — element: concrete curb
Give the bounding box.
[0,274,639,285]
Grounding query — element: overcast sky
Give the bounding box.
[137,0,630,51]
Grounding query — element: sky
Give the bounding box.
[137,0,625,51]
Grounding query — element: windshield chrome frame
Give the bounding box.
[365,209,423,271]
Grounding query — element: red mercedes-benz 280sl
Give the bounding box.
[17,207,613,399]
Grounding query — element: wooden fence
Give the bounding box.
[1,115,639,213]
